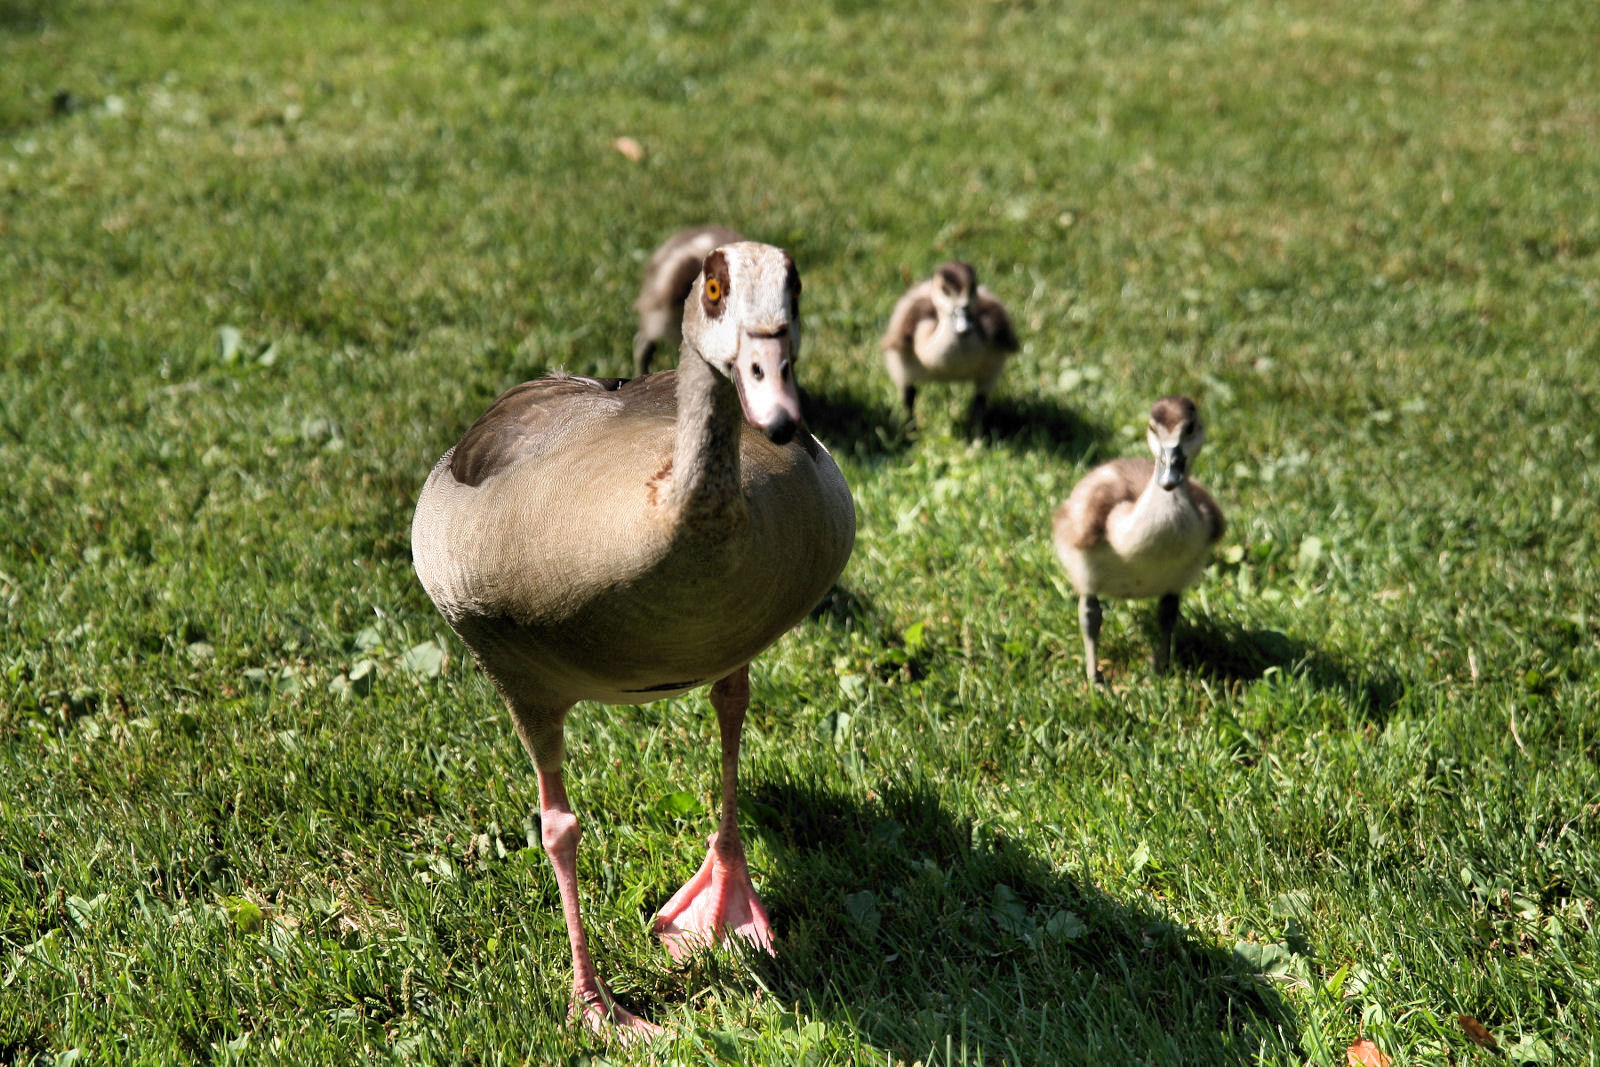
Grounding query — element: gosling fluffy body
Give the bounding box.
[1053,396,1224,682]
[881,260,1019,428]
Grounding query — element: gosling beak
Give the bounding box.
[951,305,974,336]
[734,329,802,445]
[1156,446,1187,490]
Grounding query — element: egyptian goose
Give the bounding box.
[881,260,1020,429]
[412,242,855,1039]
[1052,396,1224,683]
[632,224,744,375]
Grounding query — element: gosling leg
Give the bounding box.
[966,390,988,435]
[1079,595,1103,684]
[1154,593,1180,675]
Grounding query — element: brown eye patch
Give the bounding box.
[935,260,976,295]
[701,250,731,319]
[783,252,801,316]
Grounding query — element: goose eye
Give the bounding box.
[705,277,722,303]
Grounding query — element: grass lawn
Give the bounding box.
[3,0,1598,1063]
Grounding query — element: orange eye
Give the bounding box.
[705,277,722,302]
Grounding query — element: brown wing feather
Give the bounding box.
[636,226,743,313]
[1187,479,1227,543]
[882,286,938,354]
[660,248,717,312]
[450,375,628,487]
[975,290,1019,352]
[1058,458,1150,550]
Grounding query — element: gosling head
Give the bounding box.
[684,241,804,445]
[931,260,979,338]
[1147,395,1206,491]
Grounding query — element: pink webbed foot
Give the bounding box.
[572,984,665,1045]
[652,832,774,961]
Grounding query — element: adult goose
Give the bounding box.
[881,260,1019,430]
[1052,396,1224,683]
[633,224,744,375]
[412,242,855,1038]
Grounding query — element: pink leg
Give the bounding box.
[652,666,776,959]
[533,754,662,1041]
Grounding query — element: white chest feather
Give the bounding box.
[1107,489,1201,554]
[1084,488,1212,598]
[912,317,993,377]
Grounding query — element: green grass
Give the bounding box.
[3,0,1598,1063]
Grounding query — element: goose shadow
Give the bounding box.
[727,774,1299,1065]
[980,395,1110,463]
[807,582,878,632]
[1177,617,1405,718]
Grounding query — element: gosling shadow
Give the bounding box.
[1178,617,1405,717]
[801,386,912,463]
[731,773,1299,1065]
[980,395,1109,463]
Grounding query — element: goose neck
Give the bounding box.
[670,346,745,523]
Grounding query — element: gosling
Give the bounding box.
[1053,396,1224,683]
[633,224,744,374]
[881,260,1019,431]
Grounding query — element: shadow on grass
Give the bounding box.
[802,386,912,463]
[804,388,1111,467]
[981,394,1110,463]
[808,582,875,631]
[0,1,51,34]
[734,774,1300,1065]
[1178,617,1405,717]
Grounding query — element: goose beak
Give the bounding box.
[951,305,974,336]
[735,331,802,445]
[1156,447,1187,490]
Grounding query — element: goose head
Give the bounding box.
[683,241,804,445]
[1147,395,1206,491]
[932,260,979,337]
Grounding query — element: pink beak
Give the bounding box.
[734,330,802,444]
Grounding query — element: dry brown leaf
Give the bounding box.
[1346,1037,1392,1067]
[1458,1014,1499,1050]
[612,136,645,163]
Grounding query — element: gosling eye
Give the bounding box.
[750,362,765,382]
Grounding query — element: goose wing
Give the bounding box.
[448,375,633,487]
